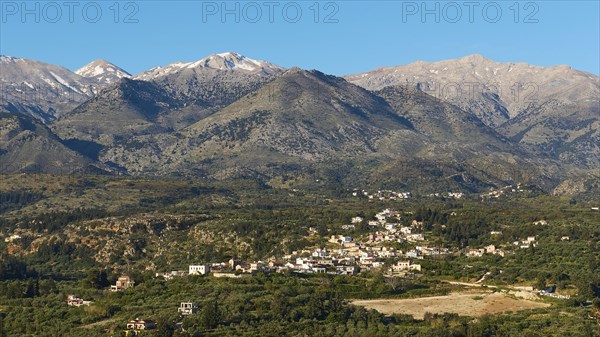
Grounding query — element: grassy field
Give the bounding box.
[352,291,550,319]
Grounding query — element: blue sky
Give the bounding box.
[1,1,599,75]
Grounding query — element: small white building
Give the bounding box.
[368,220,379,227]
[178,302,198,315]
[406,233,424,242]
[329,235,352,245]
[400,227,412,234]
[189,264,210,275]
[484,245,496,254]
[66,295,92,307]
[391,260,422,273]
[351,216,364,224]
[466,249,485,257]
[4,234,21,243]
[126,319,156,330]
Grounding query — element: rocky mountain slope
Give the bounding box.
[51,78,179,144]
[91,68,553,192]
[0,56,98,121]
[0,57,133,122]
[0,112,106,173]
[345,54,600,168]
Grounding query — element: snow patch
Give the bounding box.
[49,71,84,94]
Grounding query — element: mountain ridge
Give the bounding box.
[1,53,597,196]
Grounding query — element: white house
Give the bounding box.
[178,302,198,316]
[351,216,364,224]
[312,248,328,258]
[126,319,156,330]
[484,245,496,254]
[4,234,21,243]
[189,264,210,275]
[329,235,352,245]
[391,260,422,273]
[66,295,92,307]
[466,249,485,257]
[400,227,412,235]
[406,233,424,242]
[368,220,380,227]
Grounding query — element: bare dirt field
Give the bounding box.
[351,291,550,319]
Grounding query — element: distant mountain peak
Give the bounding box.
[135,52,285,80]
[459,54,491,63]
[215,51,244,58]
[190,51,270,72]
[0,55,20,63]
[75,60,130,84]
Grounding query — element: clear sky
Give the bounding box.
[1,0,599,75]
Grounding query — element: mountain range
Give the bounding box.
[1,52,598,195]
[345,54,600,168]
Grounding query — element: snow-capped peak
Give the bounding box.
[75,60,131,84]
[186,52,270,72]
[134,52,284,80]
[0,55,20,63]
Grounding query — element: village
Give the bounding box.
[64,206,568,334]
[150,207,547,279]
[153,208,447,281]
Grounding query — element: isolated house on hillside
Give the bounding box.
[65,295,92,307]
[126,318,156,330]
[178,302,198,315]
[111,276,134,291]
[351,216,364,224]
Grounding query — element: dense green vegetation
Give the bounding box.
[0,174,599,336]
[0,273,598,337]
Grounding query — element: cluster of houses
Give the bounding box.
[350,189,468,200]
[352,189,412,201]
[465,235,540,258]
[66,277,134,309]
[62,204,580,333]
[481,184,528,199]
[426,192,464,199]
[466,245,506,257]
[121,302,199,334]
[514,236,538,249]
[153,208,436,279]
